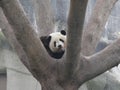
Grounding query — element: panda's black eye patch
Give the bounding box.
[54,41,56,47]
[59,39,64,43]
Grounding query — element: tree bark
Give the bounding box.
[0,0,55,80]
[0,8,31,71]
[66,0,88,79]
[81,0,118,56]
[32,0,54,36]
[0,0,120,90]
[76,38,120,84]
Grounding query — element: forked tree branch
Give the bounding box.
[74,0,119,85]
[66,0,88,78]
[81,0,118,56]
[0,0,55,78]
[1,0,120,89]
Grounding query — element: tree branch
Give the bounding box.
[81,0,118,56]
[0,0,55,78]
[32,0,54,36]
[66,0,88,78]
[77,38,120,84]
[0,8,31,71]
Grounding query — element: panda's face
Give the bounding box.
[49,30,66,53]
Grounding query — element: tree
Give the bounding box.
[0,0,119,90]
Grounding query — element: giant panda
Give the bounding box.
[40,30,66,59]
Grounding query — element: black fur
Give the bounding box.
[60,30,66,35]
[40,36,64,59]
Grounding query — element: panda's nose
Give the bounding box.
[58,45,62,48]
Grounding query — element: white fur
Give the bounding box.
[49,32,66,52]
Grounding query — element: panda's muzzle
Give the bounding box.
[58,45,62,48]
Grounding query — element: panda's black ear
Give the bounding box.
[60,30,66,35]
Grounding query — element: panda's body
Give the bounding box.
[40,30,66,59]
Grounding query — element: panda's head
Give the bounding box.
[49,30,66,53]
[40,30,66,59]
